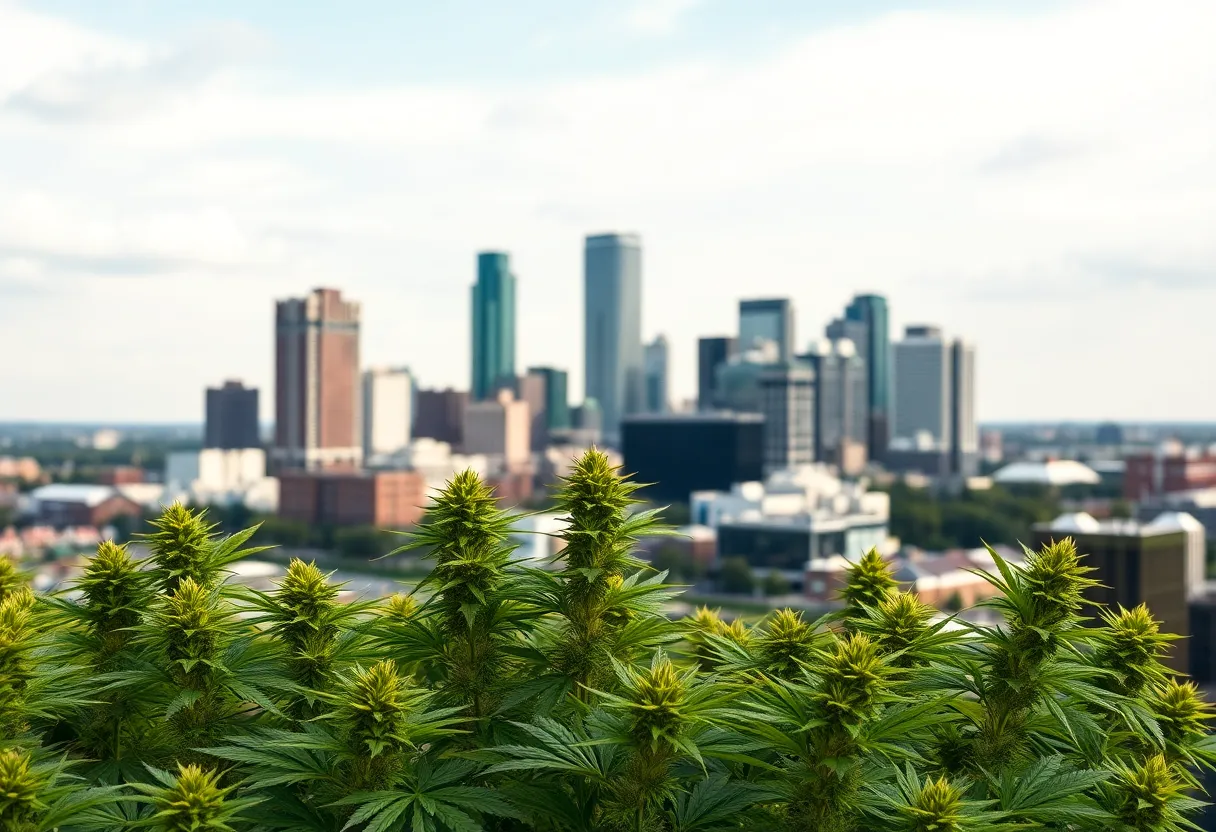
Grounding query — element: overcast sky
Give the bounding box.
[0,0,1213,423]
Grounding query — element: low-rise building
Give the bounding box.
[1124,442,1216,500]
[278,470,427,528]
[693,465,890,588]
[27,484,142,529]
[1032,511,1205,673]
[165,448,275,509]
[0,457,42,483]
[992,459,1100,488]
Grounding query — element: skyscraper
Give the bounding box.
[828,294,890,458]
[890,326,976,477]
[413,388,467,446]
[644,335,669,414]
[892,325,951,450]
[526,367,571,433]
[800,339,867,466]
[739,298,795,361]
[759,363,816,474]
[205,380,260,449]
[584,233,643,446]
[697,336,737,410]
[362,367,413,460]
[273,288,361,470]
[471,251,517,401]
[951,339,978,477]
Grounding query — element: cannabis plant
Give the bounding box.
[7,450,1215,832]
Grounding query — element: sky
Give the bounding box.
[0,0,1213,423]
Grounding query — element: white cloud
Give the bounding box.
[624,0,704,34]
[0,0,1214,421]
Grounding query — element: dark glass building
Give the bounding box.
[697,336,737,410]
[829,293,890,458]
[205,381,260,449]
[622,413,764,505]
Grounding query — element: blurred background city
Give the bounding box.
[1,3,1214,685]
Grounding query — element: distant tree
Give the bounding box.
[762,571,791,598]
[719,557,755,595]
[944,591,963,613]
[650,545,690,583]
[257,516,311,548]
[334,526,393,558]
[1109,499,1133,519]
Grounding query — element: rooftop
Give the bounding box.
[1036,511,1204,537]
[30,484,121,507]
[993,459,1101,486]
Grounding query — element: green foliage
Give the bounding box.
[884,481,1060,550]
[5,450,1214,832]
[840,547,897,626]
[717,557,754,595]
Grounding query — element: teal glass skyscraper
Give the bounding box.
[584,233,643,447]
[471,252,516,401]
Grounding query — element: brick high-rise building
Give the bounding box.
[273,288,362,471]
[205,380,260,450]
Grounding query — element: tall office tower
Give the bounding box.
[205,380,260,449]
[644,335,670,414]
[891,325,951,453]
[828,293,890,458]
[413,388,467,446]
[739,298,795,361]
[471,251,517,401]
[273,288,362,470]
[697,336,737,410]
[950,339,978,477]
[891,326,977,477]
[759,363,816,474]
[584,233,643,446]
[362,367,413,460]
[802,339,869,467]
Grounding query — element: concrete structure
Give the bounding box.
[759,363,815,474]
[1137,489,1216,543]
[584,233,643,447]
[205,381,260,449]
[993,460,1101,487]
[278,470,427,528]
[362,368,413,460]
[166,448,271,507]
[273,288,361,470]
[713,339,779,414]
[644,335,669,414]
[1031,512,1206,673]
[828,293,890,458]
[27,484,142,529]
[471,252,517,401]
[1124,444,1216,500]
[463,389,530,466]
[623,412,765,505]
[950,338,978,477]
[801,338,868,466]
[692,465,889,587]
[413,388,467,446]
[891,325,976,477]
[739,298,795,361]
[368,438,489,493]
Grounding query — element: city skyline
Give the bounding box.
[0,0,1214,422]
